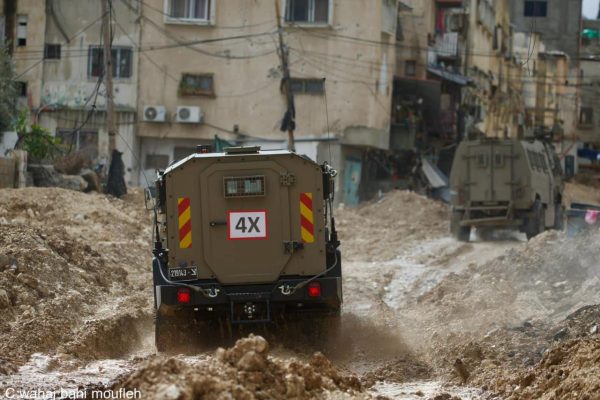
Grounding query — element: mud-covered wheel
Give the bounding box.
[155,310,174,353]
[309,309,342,352]
[155,308,196,353]
[451,211,470,242]
[321,309,342,351]
[525,199,545,240]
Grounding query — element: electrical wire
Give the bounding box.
[14,12,107,79]
[140,15,277,59]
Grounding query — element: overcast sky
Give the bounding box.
[583,0,599,19]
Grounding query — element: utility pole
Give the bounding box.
[101,0,117,153]
[275,0,296,152]
[102,0,126,197]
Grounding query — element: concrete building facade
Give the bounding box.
[1,0,141,185]
[576,19,600,145]
[137,0,398,204]
[509,0,583,61]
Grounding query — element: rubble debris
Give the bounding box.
[111,335,367,400]
[491,336,600,399]
[53,151,87,175]
[28,164,87,191]
[80,168,101,192]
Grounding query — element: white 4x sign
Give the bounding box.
[228,210,268,240]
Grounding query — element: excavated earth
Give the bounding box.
[0,186,599,399]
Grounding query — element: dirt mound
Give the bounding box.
[0,187,153,369]
[396,225,600,393]
[112,335,368,399]
[336,191,449,262]
[491,328,600,399]
[416,228,600,333]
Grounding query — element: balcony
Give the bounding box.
[433,32,459,59]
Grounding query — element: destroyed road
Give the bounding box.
[0,187,599,399]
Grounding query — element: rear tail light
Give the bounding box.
[307,282,321,297]
[177,288,191,303]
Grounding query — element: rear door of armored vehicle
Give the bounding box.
[466,141,514,203]
[199,159,292,285]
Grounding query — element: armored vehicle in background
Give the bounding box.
[449,137,564,241]
[151,146,341,351]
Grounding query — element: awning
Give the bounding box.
[427,67,471,86]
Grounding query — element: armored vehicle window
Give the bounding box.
[224,176,265,198]
[535,153,544,171]
[494,152,505,167]
[540,154,548,172]
[527,150,538,170]
[477,154,489,168]
[536,153,544,171]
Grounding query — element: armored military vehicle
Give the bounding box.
[151,146,341,351]
[449,137,563,241]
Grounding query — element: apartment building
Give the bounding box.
[137,0,398,204]
[576,19,600,145]
[1,0,141,185]
[509,0,582,61]
[2,0,399,204]
[393,0,578,146]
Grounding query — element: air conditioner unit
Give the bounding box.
[176,106,203,123]
[143,105,166,122]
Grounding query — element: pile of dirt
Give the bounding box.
[111,335,368,400]
[0,187,153,371]
[402,226,600,395]
[336,191,449,262]
[490,311,599,399]
[415,228,600,334]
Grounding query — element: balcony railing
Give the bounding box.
[434,32,459,58]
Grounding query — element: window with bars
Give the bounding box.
[44,44,61,60]
[179,73,215,96]
[88,46,133,79]
[56,129,99,160]
[285,0,330,24]
[167,0,212,21]
[289,78,325,94]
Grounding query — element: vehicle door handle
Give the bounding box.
[209,220,227,227]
